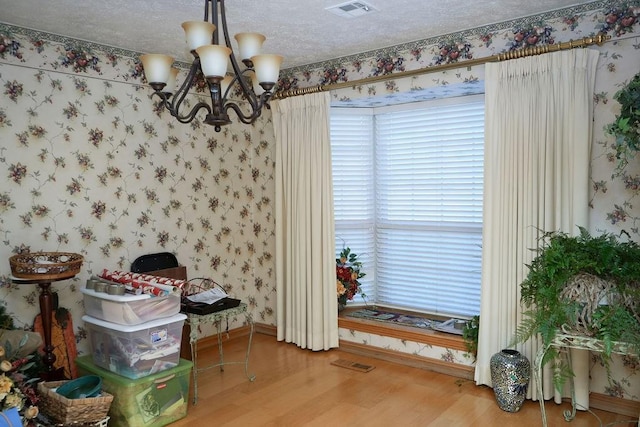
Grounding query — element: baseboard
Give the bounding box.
[255,323,277,336]
[181,324,253,359]
[590,392,640,418]
[251,322,472,379]
[338,339,475,380]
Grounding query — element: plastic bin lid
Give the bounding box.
[82,313,186,332]
[75,355,193,386]
[81,286,152,301]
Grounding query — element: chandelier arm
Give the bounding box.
[240,67,264,106]
[218,0,230,48]
[174,101,213,124]
[150,91,174,113]
[164,60,213,123]
[151,92,211,124]
[217,0,267,123]
[168,61,201,113]
[224,101,263,125]
[224,91,275,125]
[216,0,257,106]
[204,0,211,23]
[210,0,219,44]
[221,74,241,101]
[230,61,259,107]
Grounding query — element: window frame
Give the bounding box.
[331,94,484,318]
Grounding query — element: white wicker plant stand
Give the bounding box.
[534,331,637,427]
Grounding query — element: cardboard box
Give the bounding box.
[144,266,187,281]
[76,355,192,427]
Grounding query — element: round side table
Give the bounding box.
[11,274,76,381]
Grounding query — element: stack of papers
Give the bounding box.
[186,287,228,305]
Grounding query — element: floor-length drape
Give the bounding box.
[272,91,339,350]
[475,49,599,402]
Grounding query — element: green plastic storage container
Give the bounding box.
[75,355,192,427]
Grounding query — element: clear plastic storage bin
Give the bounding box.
[82,313,186,379]
[81,287,180,325]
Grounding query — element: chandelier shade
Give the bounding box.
[234,32,265,63]
[139,0,283,131]
[139,54,174,88]
[251,54,284,86]
[182,21,217,51]
[196,45,232,78]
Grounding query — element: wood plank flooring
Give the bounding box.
[169,333,637,427]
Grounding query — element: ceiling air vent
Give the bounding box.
[326,1,379,18]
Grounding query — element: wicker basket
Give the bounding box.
[37,380,113,425]
[9,252,83,280]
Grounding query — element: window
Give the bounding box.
[331,95,484,318]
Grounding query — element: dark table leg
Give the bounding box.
[37,282,65,381]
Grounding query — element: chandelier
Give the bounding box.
[140,0,283,132]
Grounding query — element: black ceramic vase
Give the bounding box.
[490,349,531,412]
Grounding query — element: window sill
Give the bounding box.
[338,306,467,352]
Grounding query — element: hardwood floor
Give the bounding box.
[170,333,637,427]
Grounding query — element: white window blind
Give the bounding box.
[331,97,484,317]
[331,110,376,301]
[375,99,484,317]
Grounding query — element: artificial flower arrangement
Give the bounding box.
[0,325,41,427]
[336,247,366,309]
[0,340,40,426]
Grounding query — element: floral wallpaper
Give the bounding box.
[1,0,639,403]
[0,25,276,351]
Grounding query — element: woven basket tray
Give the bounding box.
[10,252,83,280]
[37,380,113,425]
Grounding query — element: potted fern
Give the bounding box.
[606,71,640,173]
[515,227,640,388]
[462,315,480,361]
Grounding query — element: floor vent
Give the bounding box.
[325,1,379,18]
[331,358,375,372]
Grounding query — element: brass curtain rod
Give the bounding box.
[273,33,611,100]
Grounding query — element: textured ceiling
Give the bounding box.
[0,0,596,69]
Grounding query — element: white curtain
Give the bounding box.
[272,91,339,351]
[475,49,599,402]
